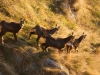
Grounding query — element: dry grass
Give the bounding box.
[49,51,100,75]
[72,0,91,25]
[0,0,100,75]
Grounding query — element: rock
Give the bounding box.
[43,58,68,70]
[43,58,61,69]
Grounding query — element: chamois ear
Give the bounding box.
[20,18,23,21]
[83,32,84,35]
[85,35,87,37]
[20,18,25,22]
[55,24,58,28]
[58,26,60,29]
[72,32,74,35]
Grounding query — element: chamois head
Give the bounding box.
[20,18,25,27]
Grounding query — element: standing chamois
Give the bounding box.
[66,32,86,53]
[29,24,60,46]
[0,18,25,44]
[41,32,75,53]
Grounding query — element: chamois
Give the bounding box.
[41,32,75,53]
[29,24,60,46]
[0,18,25,44]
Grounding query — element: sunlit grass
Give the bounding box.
[0,0,100,75]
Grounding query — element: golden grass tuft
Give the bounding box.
[0,0,100,75]
[73,0,91,25]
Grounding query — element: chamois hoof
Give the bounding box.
[75,49,78,52]
[36,43,40,47]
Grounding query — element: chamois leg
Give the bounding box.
[0,36,4,44]
[29,32,35,40]
[41,43,46,52]
[13,33,17,42]
[67,45,72,53]
[36,35,41,46]
[66,46,70,53]
[59,49,63,54]
[0,31,6,44]
[69,46,72,53]
[74,46,78,52]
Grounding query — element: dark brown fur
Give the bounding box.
[0,18,25,44]
[66,32,86,53]
[29,24,60,46]
[41,33,75,53]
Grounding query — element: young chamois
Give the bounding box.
[29,24,60,46]
[41,32,75,53]
[0,18,25,44]
[66,32,86,53]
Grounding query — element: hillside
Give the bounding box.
[0,0,100,75]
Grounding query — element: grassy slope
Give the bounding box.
[0,0,100,75]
